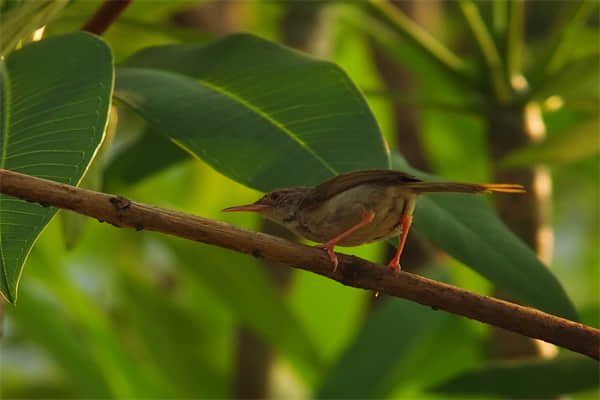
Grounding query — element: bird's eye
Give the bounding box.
[269,192,280,201]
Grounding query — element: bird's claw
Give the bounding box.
[387,260,402,271]
[316,244,339,272]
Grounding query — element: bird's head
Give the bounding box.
[222,187,311,225]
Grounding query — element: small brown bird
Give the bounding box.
[223,169,524,271]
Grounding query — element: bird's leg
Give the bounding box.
[317,210,375,272]
[387,213,413,271]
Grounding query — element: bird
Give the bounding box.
[223,169,524,271]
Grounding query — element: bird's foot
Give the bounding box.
[316,243,339,272]
[387,259,402,272]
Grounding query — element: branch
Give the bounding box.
[0,168,598,360]
[82,0,132,36]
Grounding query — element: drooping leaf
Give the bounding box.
[0,32,113,302]
[393,153,577,320]
[114,33,389,191]
[432,355,600,398]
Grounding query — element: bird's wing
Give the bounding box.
[303,169,422,206]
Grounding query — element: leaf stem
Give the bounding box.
[0,168,598,360]
[459,1,511,103]
[365,0,472,84]
[544,0,597,75]
[492,0,507,39]
[363,89,483,114]
[506,0,524,84]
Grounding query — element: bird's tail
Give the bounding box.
[406,182,525,194]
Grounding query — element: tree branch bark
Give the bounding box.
[0,168,598,360]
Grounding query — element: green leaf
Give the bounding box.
[502,119,600,167]
[392,153,577,320]
[432,355,600,397]
[114,33,389,191]
[0,32,113,302]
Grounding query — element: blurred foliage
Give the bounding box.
[0,0,598,399]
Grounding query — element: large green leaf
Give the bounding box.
[393,153,577,320]
[114,33,389,190]
[0,32,113,302]
[432,354,600,397]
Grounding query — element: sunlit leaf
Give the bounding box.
[0,32,113,302]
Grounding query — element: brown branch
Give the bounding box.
[0,168,598,360]
[82,0,132,36]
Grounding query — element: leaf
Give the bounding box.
[317,268,482,398]
[114,33,389,191]
[432,355,600,397]
[502,119,600,166]
[392,153,577,320]
[0,32,113,302]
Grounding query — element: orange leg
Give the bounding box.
[387,213,413,271]
[317,210,375,272]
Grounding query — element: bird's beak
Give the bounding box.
[222,203,268,213]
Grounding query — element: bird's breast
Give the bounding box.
[296,184,415,246]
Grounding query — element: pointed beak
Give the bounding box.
[222,203,268,213]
